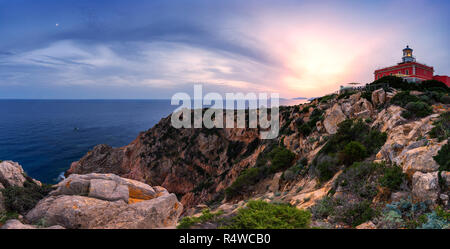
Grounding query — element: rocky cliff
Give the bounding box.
[2,81,449,229]
[66,86,449,229]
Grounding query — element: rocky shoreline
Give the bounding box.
[1,81,449,229]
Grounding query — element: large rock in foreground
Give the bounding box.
[25,173,182,229]
[0,161,27,187]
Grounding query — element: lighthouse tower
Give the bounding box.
[402,45,415,63]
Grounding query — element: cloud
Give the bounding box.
[0,0,448,98]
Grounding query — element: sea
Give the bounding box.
[0,99,307,184]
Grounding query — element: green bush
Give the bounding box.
[267,146,296,172]
[282,163,304,181]
[224,200,311,229]
[429,112,450,141]
[334,200,377,227]
[320,119,386,156]
[402,101,432,118]
[433,140,449,171]
[377,199,440,229]
[391,91,421,107]
[225,167,265,198]
[318,94,337,103]
[338,141,367,166]
[370,76,409,90]
[309,196,338,220]
[315,155,339,182]
[379,165,405,191]
[313,119,387,182]
[225,145,295,198]
[440,95,450,104]
[0,211,19,225]
[1,180,52,214]
[361,91,373,102]
[177,209,224,229]
[299,123,312,136]
[335,162,380,200]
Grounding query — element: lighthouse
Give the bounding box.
[373,46,449,86]
[402,45,415,63]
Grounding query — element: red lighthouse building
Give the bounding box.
[374,46,449,87]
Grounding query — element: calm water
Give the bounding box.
[0,99,307,184]
[0,100,177,183]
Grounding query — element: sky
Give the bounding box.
[0,0,449,99]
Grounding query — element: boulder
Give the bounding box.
[51,173,160,203]
[371,89,386,106]
[26,173,182,229]
[26,194,182,229]
[0,161,27,187]
[323,103,347,134]
[0,219,65,229]
[88,179,129,202]
[349,98,374,119]
[412,171,439,204]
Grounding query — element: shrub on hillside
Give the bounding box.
[311,197,376,227]
[402,101,432,119]
[225,167,265,199]
[391,91,421,107]
[333,200,377,227]
[1,180,52,214]
[370,76,408,90]
[335,162,380,200]
[309,196,339,220]
[433,140,449,171]
[225,145,295,199]
[338,141,367,166]
[224,200,311,229]
[315,155,339,182]
[267,146,296,173]
[440,95,450,104]
[313,119,387,181]
[298,123,312,136]
[429,112,450,141]
[177,209,224,229]
[376,199,433,229]
[379,164,406,191]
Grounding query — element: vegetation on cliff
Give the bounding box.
[178,200,311,229]
[1,179,52,214]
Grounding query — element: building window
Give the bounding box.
[406,70,409,75]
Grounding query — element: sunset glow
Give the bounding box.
[0,0,448,99]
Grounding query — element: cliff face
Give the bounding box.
[67,115,264,207]
[67,88,450,213]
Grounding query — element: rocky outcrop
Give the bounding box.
[412,171,439,204]
[1,219,65,229]
[25,173,182,229]
[372,105,406,132]
[0,161,27,187]
[371,89,386,106]
[376,114,445,176]
[323,103,346,134]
